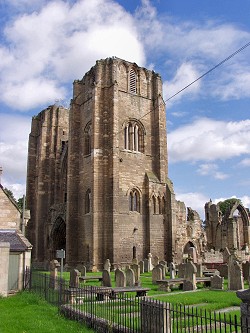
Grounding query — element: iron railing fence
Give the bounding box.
[24,269,250,333]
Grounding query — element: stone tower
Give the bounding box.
[26,57,206,270]
[67,57,169,270]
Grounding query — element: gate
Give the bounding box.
[8,253,19,291]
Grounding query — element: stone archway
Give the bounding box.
[183,241,197,262]
[50,217,66,260]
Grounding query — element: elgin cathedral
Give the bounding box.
[26,57,250,270]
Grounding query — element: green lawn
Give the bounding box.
[0,292,94,333]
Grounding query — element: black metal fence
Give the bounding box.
[25,269,250,333]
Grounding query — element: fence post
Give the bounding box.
[236,289,250,332]
[140,298,171,333]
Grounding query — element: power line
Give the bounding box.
[165,41,250,102]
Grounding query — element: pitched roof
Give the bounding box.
[0,230,32,251]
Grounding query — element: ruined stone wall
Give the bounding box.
[26,105,69,266]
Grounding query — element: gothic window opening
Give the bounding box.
[129,69,137,94]
[129,189,140,213]
[162,197,166,215]
[85,189,91,214]
[158,197,162,214]
[153,196,157,214]
[84,123,91,155]
[124,121,144,153]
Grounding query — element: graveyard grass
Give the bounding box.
[0,291,94,333]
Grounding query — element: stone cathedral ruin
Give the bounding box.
[25,57,250,270]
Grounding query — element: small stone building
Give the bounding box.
[0,184,32,296]
[26,57,206,270]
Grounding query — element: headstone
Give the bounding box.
[144,259,150,273]
[69,269,80,288]
[126,267,135,287]
[152,266,163,284]
[115,268,126,287]
[102,269,112,287]
[178,263,185,278]
[228,257,244,290]
[81,265,87,277]
[153,255,159,267]
[169,262,176,279]
[182,261,197,290]
[156,263,166,276]
[148,253,153,271]
[131,263,140,285]
[242,261,250,281]
[210,273,224,290]
[104,259,111,272]
[183,280,196,291]
[49,259,60,289]
[139,260,145,274]
[132,258,138,265]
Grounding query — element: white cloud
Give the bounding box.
[238,158,250,167]
[0,0,145,111]
[168,118,250,163]
[197,163,229,180]
[214,195,250,208]
[175,191,209,219]
[0,114,30,197]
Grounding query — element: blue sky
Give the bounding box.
[0,0,250,218]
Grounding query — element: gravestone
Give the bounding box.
[131,263,140,285]
[148,253,153,270]
[152,266,163,284]
[49,259,60,289]
[104,259,111,272]
[115,268,126,287]
[144,259,150,273]
[81,265,87,277]
[153,255,159,267]
[183,261,197,291]
[102,269,112,287]
[69,269,80,288]
[169,262,176,279]
[210,273,224,290]
[228,257,244,291]
[126,267,135,287]
[178,263,185,278]
[242,261,250,281]
[139,260,145,274]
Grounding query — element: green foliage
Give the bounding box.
[0,292,94,333]
[17,196,26,210]
[218,198,241,215]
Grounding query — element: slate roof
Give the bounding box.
[0,230,32,252]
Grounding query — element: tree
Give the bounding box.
[17,196,26,210]
[218,198,242,216]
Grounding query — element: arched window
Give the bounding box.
[84,123,91,155]
[85,189,91,214]
[129,189,140,213]
[124,120,144,153]
[162,197,166,215]
[158,197,162,214]
[129,69,137,94]
[152,196,157,214]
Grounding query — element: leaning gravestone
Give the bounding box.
[126,267,135,287]
[228,257,244,291]
[69,269,80,288]
[115,268,126,287]
[102,269,112,287]
[210,273,224,290]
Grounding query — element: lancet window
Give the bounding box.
[129,189,140,213]
[124,120,144,152]
[85,189,91,214]
[84,122,91,155]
